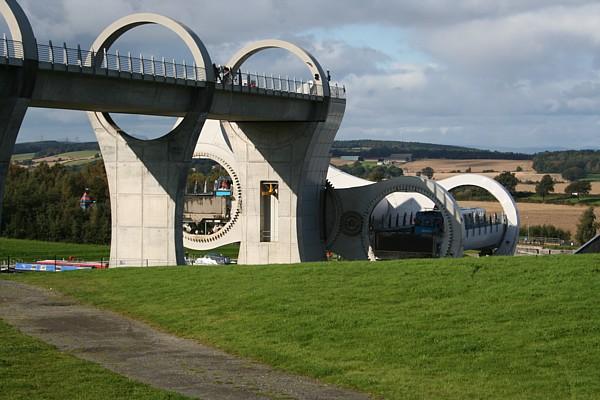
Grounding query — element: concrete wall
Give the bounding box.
[222,98,345,264]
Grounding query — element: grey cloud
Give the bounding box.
[6,0,600,150]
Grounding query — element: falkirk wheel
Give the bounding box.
[183,120,521,264]
[0,0,519,266]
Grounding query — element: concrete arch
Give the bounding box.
[439,174,520,255]
[91,13,214,82]
[0,1,38,231]
[86,13,215,266]
[88,13,215,142]
[226,39,330,97]
[0,0,37,61]
[328,176,464,260]
[183,120,242,250]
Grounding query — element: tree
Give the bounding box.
[494,171,519,194]
[387,165,403,178]
[421,167,434,179]
[516,165,523,172]
[565,180,591,197]
[575,207,599,244]
[561,166,585,182]
[535,174,554,201]
[367,166,386,182]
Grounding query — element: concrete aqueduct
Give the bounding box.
[0,0,519,265]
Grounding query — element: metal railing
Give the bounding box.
[0,35,346,99]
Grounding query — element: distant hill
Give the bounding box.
[14,141,99,158]
[13,139,533,161]
[332,140,532,160]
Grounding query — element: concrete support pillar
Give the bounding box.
[0,97,28,216]
[0,0,38,227]
[89,113,208,266]
[87,13,215,267]
[222,98,345,264]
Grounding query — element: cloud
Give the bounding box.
[5,0,600,151]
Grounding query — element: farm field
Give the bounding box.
[459,201,600,234]
[4,254,600,399]
[400,159,600,194]
[11,150,100,168]
[400,158,533,174]
[0,319,190,400]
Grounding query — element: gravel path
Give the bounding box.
[0,280,370,400]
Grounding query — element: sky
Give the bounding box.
[5,0,600,152]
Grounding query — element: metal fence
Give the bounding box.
[0,35,346,99]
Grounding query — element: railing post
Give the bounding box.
[162,57,166,80]
[151,55,156,77]
[172,58,176,79]
[300,79,304,94]
[77,44,82,70]
[293,77,297,94]
[183,59,187,80]
[128,51,133,76]
[192,61,197,81]
[278,74,281,91]
[90,49,95,71]
[103,48,108,75]
[48,40,54,66]
[2,33,7,59]
[140,54,145,75]
[63,42,68,65]
[116,49,121,72]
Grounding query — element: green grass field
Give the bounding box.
[185,243,240,260]
[55,150,100,159]
[0,320,189,400]
[0,237,239,263]
[10,153,35,162]
[5,254,600,399]
[0,237,109,262]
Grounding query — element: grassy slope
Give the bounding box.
[0,237,109,262]
[0,320,189,400]
[5,255,600,399]
[0,237,238,262]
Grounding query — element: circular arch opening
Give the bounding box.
[359,179,463,261]
[439,175,520,256]
[104,24,195,140]
[182,152,241,260]
[226,40,330,97]
[89,13,213,141]
[367,191,447,259]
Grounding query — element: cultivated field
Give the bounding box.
[399,159,600,194]
[459,200,600,234]
[400,159,533,174]
[11,150,100,168]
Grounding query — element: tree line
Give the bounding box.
[1,161,111,245]
[332,140,531,160]
[533,150,600,177]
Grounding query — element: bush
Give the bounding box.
[562,167,586,182]
[520,224,571,241]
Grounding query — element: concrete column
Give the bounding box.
[0,96,28,216]
[222,98,345,265]
[0,0,38,227]
[87,13,215,267]
[89,113,208,267]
